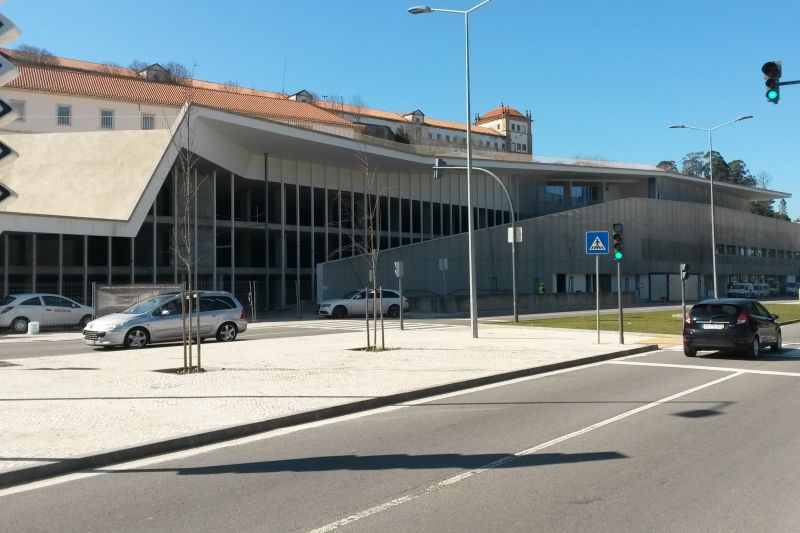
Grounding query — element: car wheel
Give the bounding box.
[387,304,400,318]
[11,317,29,334]
[79,315,92,329]
[124,327,149,349]
[683,345,697,357]
[216,322,238,342]
[748,336,760,358]
[332,305,347,319]
[771,331,782,353]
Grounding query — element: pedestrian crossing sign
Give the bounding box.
[586,231,609,255]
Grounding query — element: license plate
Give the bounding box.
[701,323,725,330]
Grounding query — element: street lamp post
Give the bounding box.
[433,161,519,322]
[669,115,753,299]
[409,0,492,339]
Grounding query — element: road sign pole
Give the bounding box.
[681,277,686,323]
[617,261,624,345]
[596,255,600,344]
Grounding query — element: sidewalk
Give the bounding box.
[0,322,667,487]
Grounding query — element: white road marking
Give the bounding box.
[308,371,744,532]
[610,360,800,377]
[0,359,610,498]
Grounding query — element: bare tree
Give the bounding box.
[337,150,387,350]
[165,60,205,372]
[14,45,59,66]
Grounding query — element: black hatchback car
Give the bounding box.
[683,298,781,358]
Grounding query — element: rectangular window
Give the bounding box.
[141,114,155,130]
[401,199,411,233]
[726,244,736,255]
[57,104,71,126]
[522,144,527,151]
[10,99,24,122]
[100,109,114,130]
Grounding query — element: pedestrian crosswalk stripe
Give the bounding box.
[589,236,606,251]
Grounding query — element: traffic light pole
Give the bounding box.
[596,255,600,344]
[617,261,624,345]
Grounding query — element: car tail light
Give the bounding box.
[0,306,12,314]
[684,310,692,324]
[240,308,246,321]
[737,310,749,325]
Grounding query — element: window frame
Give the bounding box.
[100,109,115,130]
[56,104,72,126]
[141,113,156,130]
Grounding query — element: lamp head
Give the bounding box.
[668,124,686,129]
[408,6,433,14]
[735,115,753,122]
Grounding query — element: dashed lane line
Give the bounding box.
[308,371,744,532]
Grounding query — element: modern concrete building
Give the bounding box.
[0,50,795,312]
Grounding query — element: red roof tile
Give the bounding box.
[479,105,526,121]
[7,64,355,127]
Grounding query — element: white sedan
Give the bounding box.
[316,289,409,319]
[0,293,94,333]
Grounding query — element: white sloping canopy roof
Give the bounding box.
[0,127,178,236]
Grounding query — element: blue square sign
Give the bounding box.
[586,231,609,255]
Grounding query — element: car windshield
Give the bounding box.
[122,295,176,314]
[691,304,740,321]
[0,295,15,305]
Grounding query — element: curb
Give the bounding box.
[779,318,800,326]
[0,343,659,489]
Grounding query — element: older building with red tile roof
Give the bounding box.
[0,48,531,155]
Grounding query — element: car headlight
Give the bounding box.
[320,304,331,308]
[106,323,127,331]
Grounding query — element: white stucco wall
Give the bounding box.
[0,89,179,133]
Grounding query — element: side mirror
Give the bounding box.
[772,314,779,320]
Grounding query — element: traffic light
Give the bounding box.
[612,223,623,261]
[680,263,690,281]
[762,61,782,104]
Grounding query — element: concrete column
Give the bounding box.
[83,235,88,305]
[280,162,286,308]
[130,237,135,284]
[152,197,157,284]
[3,233,8,296]
[31,233,37,292]
[173,171,178,284]
[58,234,63,295]
[311,163,315,302]
[107,236,112,284]
[230,172,235,292]
[337,166,342,260]
[212,171,217,290]
[295,160,300,304]
[264,153,269,309]
[193,168,198,291]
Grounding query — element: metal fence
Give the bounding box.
[91,284,184,318]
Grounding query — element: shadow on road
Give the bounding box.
[103,450,627,475]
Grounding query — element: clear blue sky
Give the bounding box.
[5,0,800,217]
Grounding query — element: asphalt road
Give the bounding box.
[3,325,800,532]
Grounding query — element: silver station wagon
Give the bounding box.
[83,291,247,349]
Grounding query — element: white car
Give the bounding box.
[317,289,409,319]
[0,293,94,333]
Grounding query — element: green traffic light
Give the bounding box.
[614,251,623,260]
[767,89,779,100]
